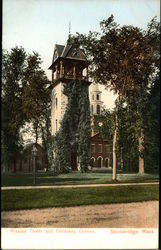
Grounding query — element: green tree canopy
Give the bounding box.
[2,47,51,171]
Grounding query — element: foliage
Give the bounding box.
[22,52,51,144]
[70,15,160,173]
[95,108,115,140]
[144,76,160,172]
[2,47,26,170]
[40,107,52,170]
[2,47,51,171]
[52,80,91,173]
[77,82,91,172]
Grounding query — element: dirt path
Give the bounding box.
[2,201,158,228]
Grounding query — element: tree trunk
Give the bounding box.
[112,115,117,180]
[138,128,144,175]
[34,123,38,172]
[35,125,38,145]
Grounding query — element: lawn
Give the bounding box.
[1,172,159,187]
[1,184,159,211]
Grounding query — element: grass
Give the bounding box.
[1,184,159,211]
[1,172,159,187]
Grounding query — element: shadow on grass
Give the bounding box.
[1,172,159,187]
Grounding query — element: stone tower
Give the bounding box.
[48,40,90,170]
[49,41,90,136]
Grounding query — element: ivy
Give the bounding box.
[51,80,91,174]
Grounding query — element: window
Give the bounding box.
[97,157,102,168]
[97,94,99,100]
[55,98,58,109]
[72,48,77,56]
[97,105,100,114]
[98,144,102,153]
[54,51,58,60]
[105,144,109,154]
[91,144,95,153]
[92,94,94,100]
[91,105,93,114]
[56,119,58,132]
[105,158,109,168]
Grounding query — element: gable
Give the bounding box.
[49,41,88,70]
[91,133,109,142]
[52,44,64,63]
[65,46,86,60]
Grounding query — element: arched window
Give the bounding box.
[55,98,58,109]
[97,94,99,100]
[97,105,100,114]
[97,157,102,168]
[105,158,109,168]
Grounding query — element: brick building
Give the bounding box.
[89,83,113,169]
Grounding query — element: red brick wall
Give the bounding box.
[90,134,112,168]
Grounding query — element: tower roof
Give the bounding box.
[48,40,88,70]
[55,44,64,57]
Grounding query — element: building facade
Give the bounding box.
[89,83,113,169]
[90,134,112,168]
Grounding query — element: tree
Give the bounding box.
[21,52,51,145]
[70,15,160,176]
[143,75,160,172]
[2,47,51,172]
[2,47,26,171]
[40,106,52,170]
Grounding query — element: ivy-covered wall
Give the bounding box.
[51,80,91,173]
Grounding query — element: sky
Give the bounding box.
[3,0,160,109]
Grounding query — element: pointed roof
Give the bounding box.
[61,42,72,57]
[49,40,88,69]
[55,44,64,57]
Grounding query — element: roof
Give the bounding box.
[91,132,108,141]
[49,40,87,69]
[61,43,72,57]
[55,44,64,57]
[23,143,44,151]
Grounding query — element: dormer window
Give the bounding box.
[54,51,58,60]
[72,48,77,56]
